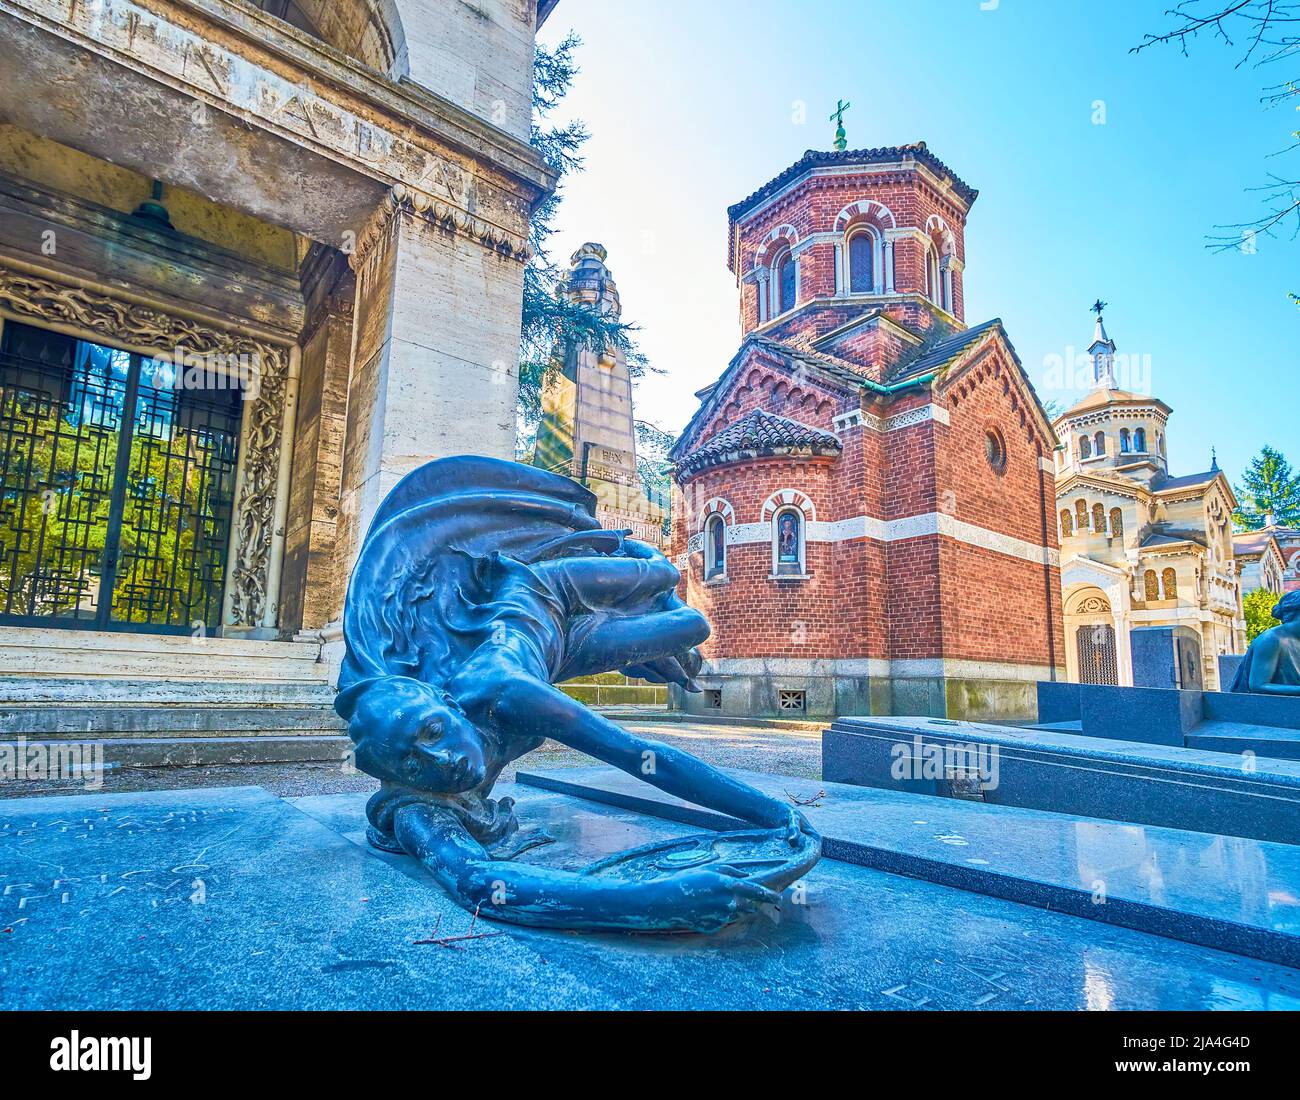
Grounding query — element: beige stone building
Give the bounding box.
[1232,527,1287,597]
[0,1,556,707]
[532,243,666,547]
[1053,311,1245,689]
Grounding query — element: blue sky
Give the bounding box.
[538,0,1299,488]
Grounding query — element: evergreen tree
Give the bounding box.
[1233,445,1300,530]
[519,33,648,452]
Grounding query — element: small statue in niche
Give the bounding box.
[1230,589,1300,695]
[335,456,820,933]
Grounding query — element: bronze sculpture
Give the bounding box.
[335,456,820,932]
[1230,589,1300,695]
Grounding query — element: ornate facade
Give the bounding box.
[669,142,1064,722]
[1054,310,1246,689]
[0,0,556,682]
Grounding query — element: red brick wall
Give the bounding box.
[673,344,1063,673]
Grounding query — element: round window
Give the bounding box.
[984,428,1007,474]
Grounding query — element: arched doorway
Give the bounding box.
[1076,623,1118,685]
[1067,588,1120,686]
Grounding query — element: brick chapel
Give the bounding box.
[669,140,1065,721]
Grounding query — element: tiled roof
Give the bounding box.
[886,318,1003,385]
[1232,531,1275,557]
[1152,469,1221,493]
[1140,530,1207,549]
[727,143,979,225]
[1058,387,1171,419]
[676,410,841,475]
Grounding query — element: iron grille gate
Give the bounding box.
[0,321,242,635]
[1076,623,1118,686]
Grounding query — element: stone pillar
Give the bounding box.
[335,190,527,590]
[833,240,844,296]
[280,253,356,635]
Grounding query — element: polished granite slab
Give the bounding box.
[2,784,1298,1010]
[517,765,1300,968]
[825,716,1300,844]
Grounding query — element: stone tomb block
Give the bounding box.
[3,782,1299,1008]
[1131,625,1204,691]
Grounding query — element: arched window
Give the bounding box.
[773,507,804,575]
[253,0,320,35]
[1162,568,1178,600]
[1060,510,1073,538]
[1144,570,1160,601]
[1076,499,1089,529]
[1119,428,1131,452]
[1093,431,1106,455]
[924,246,939,304]
[1092,503,1106,533]
[848,231,875,294]
[1079,435,1092,459]
[775,251,796,315]
[1158,432,1167,458]
[1134,427,1147,452]
[704,515,726,580]
[1109,508,1123,540]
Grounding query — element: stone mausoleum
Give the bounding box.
[1053,309,1246,690]
[0,0,556,723]
[669,142,1065,722]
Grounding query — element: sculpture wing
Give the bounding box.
[338,456,602,697]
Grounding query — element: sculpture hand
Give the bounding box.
[636,865,781,932]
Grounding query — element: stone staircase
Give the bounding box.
[0,630,349,768]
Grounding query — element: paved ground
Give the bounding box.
[1,718,823,800]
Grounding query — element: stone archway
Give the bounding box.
[249,0,408,78]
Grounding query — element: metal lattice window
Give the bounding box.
[0,322,241,635]
[778,689,806,712]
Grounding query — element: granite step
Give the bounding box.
[6,733,353,767]
[0,626,329,682]
[823,715,1300,844]
[0,704,346,738]
[516,764,1300,969]
[0,677,337,705]
[1186,721,1300,762]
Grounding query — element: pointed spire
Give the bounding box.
[1210,446,1219,473]
[1088,299,1116,387]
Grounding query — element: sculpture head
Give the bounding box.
[339,676,491,795]
[1273,589,1300,626]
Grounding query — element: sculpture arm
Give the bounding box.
[491,674,804,839]
[391,801,778,932]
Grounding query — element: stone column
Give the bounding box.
[335,189,528,593]
[280,254,356,635]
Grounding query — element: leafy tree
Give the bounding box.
[519,33,649,452]
[1244,585,1283,642]
[1233,444,1300,528]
